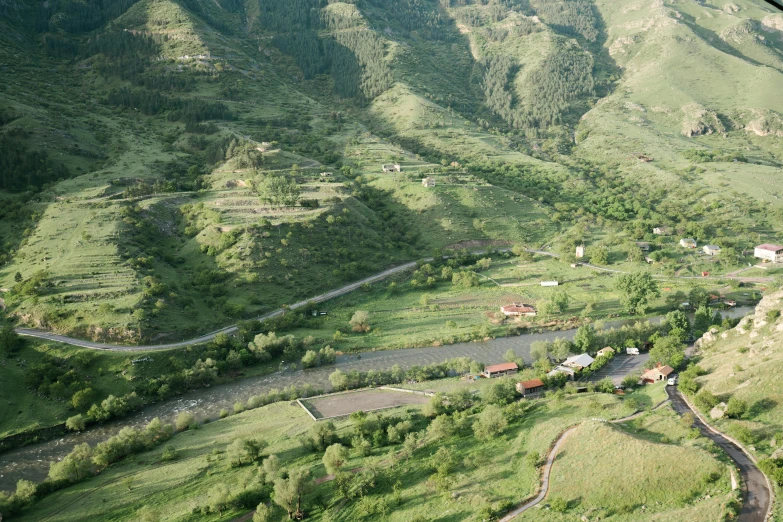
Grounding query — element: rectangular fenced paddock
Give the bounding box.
[298,388,430,421]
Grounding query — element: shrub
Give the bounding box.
[694,389,718,411]
[725,397,747,419]
[175,411,196,431]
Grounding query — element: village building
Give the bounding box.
[575,245,585,259]
[516,378,545,397]
[680,238,697,249]
[482,362,519,379]
[540,281,559,287]
[319,172,333,177]
[653,227,670,236]
[382,164,402,173]
[641,363,674,384]
[547,365,576,380]
[635,242,651,252]
[500,303,537,317]
[562,353,595,370]
[596,347,614,358]
[703,245,721,256]
[754,244,783,263]
[422,177,436,188]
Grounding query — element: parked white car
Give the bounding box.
[626,347,640,355]
[667,376,677,386]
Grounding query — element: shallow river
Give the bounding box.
[0,306,753,490]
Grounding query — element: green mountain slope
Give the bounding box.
[0,0,782,341]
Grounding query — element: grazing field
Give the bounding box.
[300,388,430,420]
[283,253,759,353]
[517,418,733,521]
[14,384,736,522]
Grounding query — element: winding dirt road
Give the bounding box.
[498,426,578,521]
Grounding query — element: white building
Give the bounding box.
[575,245,585,259]
[755,244,783,263]
[680,238,697,249]
[562,353,595,370]
[703,245,721,256]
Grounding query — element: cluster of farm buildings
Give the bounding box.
[478,347,676,399]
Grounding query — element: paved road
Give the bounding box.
[667,387,773,522]
[12,246,761,352]
[15,261,420,352]
[498,426,578,521]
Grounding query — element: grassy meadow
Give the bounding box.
[13,379,737,522]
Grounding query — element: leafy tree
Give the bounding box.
[257,174,301,208]
[349,310,371,332]
[227,438,266,466]
[208,483,231,516]
[65,414,86,432]
[693,305,711,334]
[310,421,337,451]
[273,468,314,519]
[263,454,282,482]
[551,290,570,313]
[253,503,273,522]
[616,272,660,315]
[423,393,447,418]
[483,378,517,405]
[503,348,518,363]
[319,346,336,365]
[665,310,690,333]
[0,325,23,353]
[473,405,508,440]
[301,350,319,368]
[48,443,93,483]
[688,287,710,309]
[530,340,550,361]
[586,244,608,265]
[725,397,747,419]
[175,411,196,431]
[572,325,596,353]
[329,369,348,390]
[71,388,97,411]
[322,443,349,475]
[694,389,719,411]
[648,335,685,369]
[427,414,455,440]
[451,270,480,288]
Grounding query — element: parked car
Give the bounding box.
[667,376,678,386]
[626,347,640,355]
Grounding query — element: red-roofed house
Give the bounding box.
[754,244,783,263]
[641,364,674,384]
[516,378,545,397]
[483,362,519,378]
[500,303,537,317]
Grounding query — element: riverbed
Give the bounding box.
[0,306,753,490]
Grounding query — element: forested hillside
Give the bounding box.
[1,0,783,341]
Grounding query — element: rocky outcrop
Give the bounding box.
[681,104,725,137]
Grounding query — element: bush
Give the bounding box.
[175,411,196,431]
[65,414,86,432]
[694,389,718,411]
[550,496,568,513]
[0,325,24,353]
[725,397,747,419]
